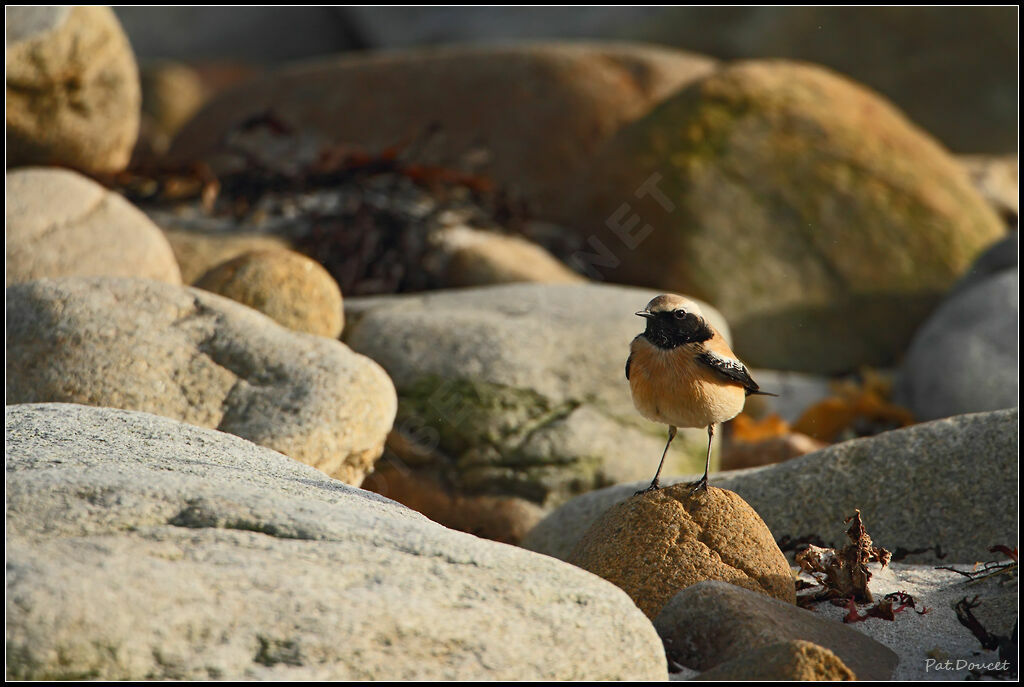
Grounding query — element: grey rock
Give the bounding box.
[522,409,1018,564]
[895,270,1017,421]
[5,403,667,681]
[343,284,734,539]
[953,234,1018,295]
[6,168,182,286]
[6,277,396,486]
[655,580,897,678]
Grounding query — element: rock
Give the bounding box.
[721,432,826,471]
[344,283,733,542]
[345,8,1017,152]
[167,42,717,220]
[430,225,584,287]
[522,409,1017,564]
[567,485,796,618]
[694,640,855,681]
[5,403,667,681]
[5,168,182,286]
[135,60,208,161]
[6,6,140,173]
[195,249,344,338]
[802,561,1018,680]
[894,270,1017,421]
[629,7,1018,154]
[161,228,294,284]
[958,155,1017,228]
[574,59,1005,374]
[5,277,395,485]
[656,580,896,678]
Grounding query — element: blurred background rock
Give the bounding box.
[114,6,1018,153]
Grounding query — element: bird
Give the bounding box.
[625,294,774,495]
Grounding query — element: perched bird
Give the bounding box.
[625,294,774,495]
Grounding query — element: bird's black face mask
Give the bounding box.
[639,310,714,349]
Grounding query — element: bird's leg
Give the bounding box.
[635,426,676,495]
[689,424,714,494]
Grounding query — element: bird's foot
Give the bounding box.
[687,476,709,495]
[633,480,661,496]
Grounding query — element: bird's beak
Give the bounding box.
[635,310,654,319]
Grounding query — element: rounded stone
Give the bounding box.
[6,6,141,173]
[5,167,182,286]
[567,484,795,618]
[5,277,394,485]
[895,270,1017,421]
[195,249,344,338]
[574,59,1005,374]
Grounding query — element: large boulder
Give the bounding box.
[344,283,733,542]
[573,60,1005,374]
[655,580,897,678]
[894,269,1017,421]
[567,486,795,618]
[6,6,140,173]
[627,7,1018,154]
[6,167,182,286]
[5,277,395,486]
[167,42,716,219]
[195,249,345,338]
[5,403,667,681]
[523,409,1018,564]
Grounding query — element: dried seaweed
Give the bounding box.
[937,545,1018,582]
[100,112,541,297]
[796,509,891,604]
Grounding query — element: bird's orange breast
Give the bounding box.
[628,337,746,428]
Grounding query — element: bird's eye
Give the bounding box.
[673,310,686,319]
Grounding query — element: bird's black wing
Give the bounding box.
[697,350,773,396]
[625,353,632,381]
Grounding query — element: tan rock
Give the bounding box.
[655,580,897,679]
[363,453,546,545]
[574,59,1005,374]
[5,167,182,286]
[721,432,827,470]
[432,225,584,287]
[195,249,344,338]
[6,6,140,173]
[567,484,795,618]
[136,60,208,160]
[162,228,293,284]
[168,42,717,219]
[694,640,855,681]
